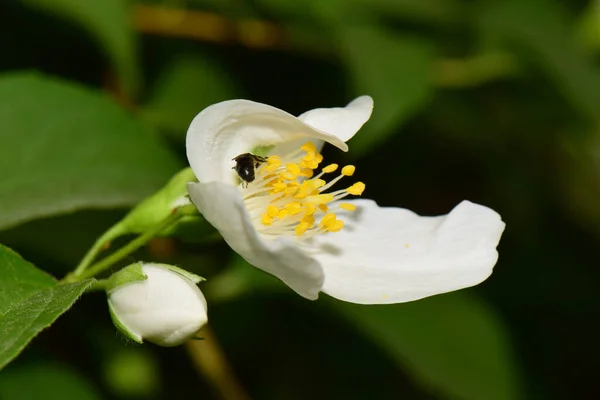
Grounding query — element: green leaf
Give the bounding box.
[326,293,521,400]
[0,72,181,231]
[20,0,139,95]
[0,246,55,315]
[0,361,102,400]
[0,244,94,369]
[339,25,436,157]
[576,0,600,54]
[140,55,238,139]
[478,0,600,122]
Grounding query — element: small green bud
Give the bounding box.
[120,167,199,234]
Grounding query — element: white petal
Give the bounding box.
[186,100,348,186]
[187,181,324,299]
[310,200,505,304]
[297,95,374,143]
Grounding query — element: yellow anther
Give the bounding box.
[328,219,344,232]
[280,171,297,181]
[266,205,279,218]
[347,182,365,196]
[294,180,317,198]
[301,214,315,225]
[254,142,364,237]
[270,194,285,203]
[295,222,309,236]
[303,152,315,162]
[341,165,356,176]
[306,194,333,204]
[284,186,299,195]
[264,162,281,173]
[301,142,317,153]
[322,164,338,173]
[320,213,337,227]
[312,179,326,189]
[286,163,301,175]
[300,168,314,178]
[300,160,319,170]
[339,203,357,211]
[278,209,289,219]
[304,204,317,215]
[285,202,303,215]
[272,181,287,192]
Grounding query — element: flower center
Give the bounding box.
[240,142,365,238]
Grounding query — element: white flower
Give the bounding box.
[186,96,505,304]
[108,263,207,346]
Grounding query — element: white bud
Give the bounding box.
[108,263,207,347]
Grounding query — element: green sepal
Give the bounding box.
[119,167,198,235]
[155,263,206,284]
[106,263,148,294]
[108,300,143,344]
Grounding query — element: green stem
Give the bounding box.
[70,211,183,282]
[87,279,109,292]
[73,223,126,277]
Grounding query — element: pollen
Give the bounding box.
[241,142,365,239]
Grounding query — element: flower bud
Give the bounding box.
[107,263,207,347]
[120,167,197,233]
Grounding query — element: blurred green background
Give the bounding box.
[0,0,599,399]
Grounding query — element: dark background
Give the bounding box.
[0,0,599,399]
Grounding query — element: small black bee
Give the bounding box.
[232,153,267,187]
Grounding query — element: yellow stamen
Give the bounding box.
[322,164,338,173]
[295,222,309,236]
[306,194,333,204]
[264,162,281,173]
[301,214,315,227]
[304,204,317,215]
[341,165,356,176]
[303,152,315,162]
[266,205,279,218]
[347,182,365,196]
[278,209,289,219]
[286,163,301,175]
[339,203,356,211]
[280,171,297,181]
[301,142,317,153]
[300,160,319,170]
[246,141,365,238]
[328,219,344,232]
[272,181,287,192]
[285,202,303,215]
[300,168,314,178]
[312,179,326,189]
